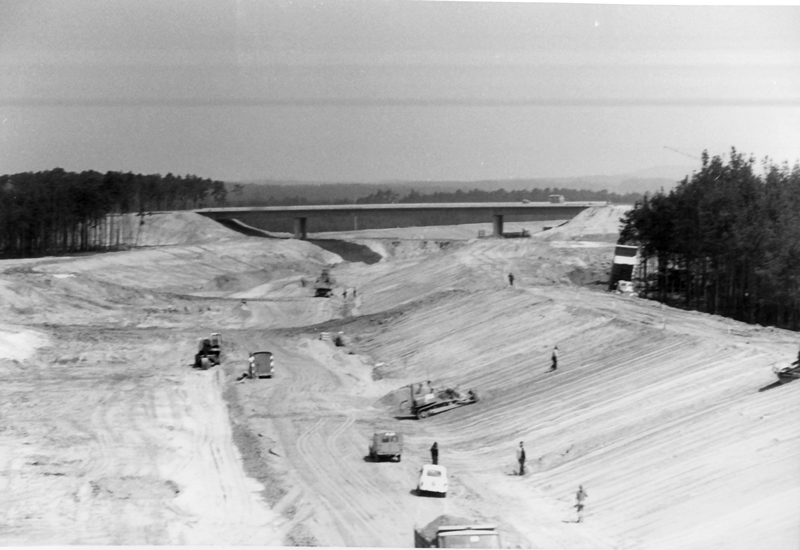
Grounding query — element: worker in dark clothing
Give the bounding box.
[575,485,588,522]
[508,273,515,286]
[431,442,439,465]
[516,442,526,475]
[550,345,559,371]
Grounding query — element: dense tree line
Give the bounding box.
[0,168,227,258]
[619,149,800,330]
[230,185,642,208]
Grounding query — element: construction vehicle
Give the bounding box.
[248,351,274,379]
[368,431,403,462]
[415,516,502,548]
[417,464,448,497]
[313,268,335,298]
[400,382,479,419]
[194,337,220,369]
[209,333,222,360]
[615,280,637,296]
[774,359,800,384]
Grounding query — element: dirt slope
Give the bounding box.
[535,205,632,242]
[0,326,285,545]
[1,209,797,548]
[341,285,799,549]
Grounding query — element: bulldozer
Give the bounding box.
[399,382,478,419]
[774,358,800,384]
[313,268,335,298]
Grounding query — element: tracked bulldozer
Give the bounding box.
[399,382,478,419]
[774,359,800,384]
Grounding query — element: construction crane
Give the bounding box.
[663,146,700,161]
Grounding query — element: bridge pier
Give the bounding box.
[492,214,504,237]
[293,217,308,239]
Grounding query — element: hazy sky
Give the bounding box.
[1,1,798,183]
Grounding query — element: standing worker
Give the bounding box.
[575,485,588,522]
[550,345,559,372]
[516,442,526,475]
[430,442,439,465]
[508,273,515,286]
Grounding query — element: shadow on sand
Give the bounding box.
[758,380,787,392]
[214,219,383,264]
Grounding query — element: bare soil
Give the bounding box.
[1,208,797,548]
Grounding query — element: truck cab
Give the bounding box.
[435,525,502,548]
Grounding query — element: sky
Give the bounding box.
[1,0,799,184]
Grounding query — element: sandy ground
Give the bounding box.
[1,207,798,548]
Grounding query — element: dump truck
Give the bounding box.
[368,431,403,462]
[415,516,502,548]
[400,383,478,419]
[313,268,335,298]
[248,351,274,379]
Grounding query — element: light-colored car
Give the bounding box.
[417,464,448,497]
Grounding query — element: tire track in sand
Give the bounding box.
[246,337,452,547]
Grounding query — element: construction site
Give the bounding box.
[0,206,798,548]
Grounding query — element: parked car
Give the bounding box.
[417,464,448,497]
[248,351,274,379]
[368,431,403,462]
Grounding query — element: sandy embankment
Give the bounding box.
[1,207,798,549]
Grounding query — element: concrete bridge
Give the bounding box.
[196,202,606,239]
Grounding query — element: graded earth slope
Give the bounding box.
[1,210,797,549]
